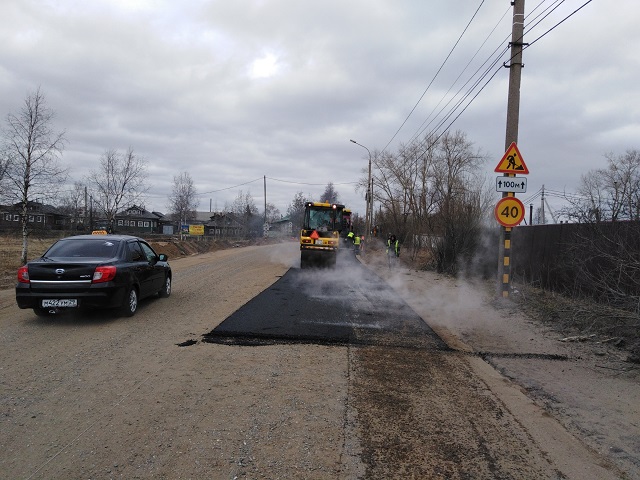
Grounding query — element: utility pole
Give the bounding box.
[541,184,546,224]
[263,175,268,237]
[349,139,372,247]
[84,186,88,231]
[498,0,525,298]
[263,175,267,224]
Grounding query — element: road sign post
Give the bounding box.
[494,142,529,299]
[496,176,527,193]
[494,197,526,227]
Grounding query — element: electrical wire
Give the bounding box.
[524,0,594,49]
[398,0,594,152]
[407,5,512,146]
[196,177,263,196]
[266,176,358,187]
[382,0,487,152]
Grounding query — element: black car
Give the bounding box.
[16,234,171,317]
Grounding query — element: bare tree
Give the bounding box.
[226,190,260,238]
[0,154,10,200]
[286,191,310,232]
[2,87,67,264]
[228,190,258,217]
[264,202,281,223]
[168,171,199,226]
[370,130,489,273]
[564,150,640,223]
[86,148,148,232]
[58,181,87,231]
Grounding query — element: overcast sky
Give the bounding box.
[1,0,638,220]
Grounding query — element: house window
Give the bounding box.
[117,220,123,226]
[138,221,143,227]
[144,221,149,227]
[4,213,11,221]
[36,216,42,222]
[13,215,19,221]
[28,215,34,222]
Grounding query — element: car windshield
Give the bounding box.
[44,239,121,259]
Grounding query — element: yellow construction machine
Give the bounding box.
[299,201,345,268]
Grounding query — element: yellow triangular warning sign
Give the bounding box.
[495,142,529,174]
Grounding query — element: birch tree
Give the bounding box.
[2,87,67,264]
[168,171,199,225]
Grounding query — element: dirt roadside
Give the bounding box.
[0,241,637,478]
[369,255,639,479]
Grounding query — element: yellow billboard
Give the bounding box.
[189,224,204,236]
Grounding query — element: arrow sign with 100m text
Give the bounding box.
[495,176,527,193]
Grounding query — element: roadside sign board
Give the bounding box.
[189,224,204,235]
[494,197,525,227]
[496,176,527,193]
[495,142,529,174]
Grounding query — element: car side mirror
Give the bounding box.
[158,254,168,262]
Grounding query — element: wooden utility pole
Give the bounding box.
[498,0,525,298]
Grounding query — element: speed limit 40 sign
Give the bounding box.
[494,197,525,227]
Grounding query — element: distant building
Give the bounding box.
[203,212,246,238]
[114,205,166,234]
[0,201,70,232]
[267,217,294,237]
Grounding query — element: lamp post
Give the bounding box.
[349,139,372,245]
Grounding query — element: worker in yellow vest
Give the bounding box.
[346,230,354,248]
[353,233,361,255]
[387,234,400,257]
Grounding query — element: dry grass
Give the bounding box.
[0,235,61,289]
[0,234,255,290]
[511,282,640,357]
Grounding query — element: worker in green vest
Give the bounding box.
[387,234,400,257]
[353,233,361,255]
[346,230,354,249]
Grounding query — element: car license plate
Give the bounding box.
[42,299,78,308]
[315,240,324,245]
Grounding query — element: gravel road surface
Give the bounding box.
[0,242,633,479]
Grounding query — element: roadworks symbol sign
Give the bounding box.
[495,142,529,174]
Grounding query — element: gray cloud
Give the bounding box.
[1,0,638,218]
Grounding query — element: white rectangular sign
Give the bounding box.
[496,176,527,193]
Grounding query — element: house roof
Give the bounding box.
[117,205,164,220]
[3,201,66,216]
[193,211,215,222]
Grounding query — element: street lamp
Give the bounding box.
[349,139,372,244]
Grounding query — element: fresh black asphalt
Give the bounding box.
[204,250,449,350]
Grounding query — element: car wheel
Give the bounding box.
[120,286,138,317]
[158,275,171,298]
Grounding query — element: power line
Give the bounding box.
[382,0,487,152]
[407,5,512,146]
[524,0,594,49]
[524,0,568,38]
[400,0,594,151]
[266,177,358,187]
[196,177,263,196]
